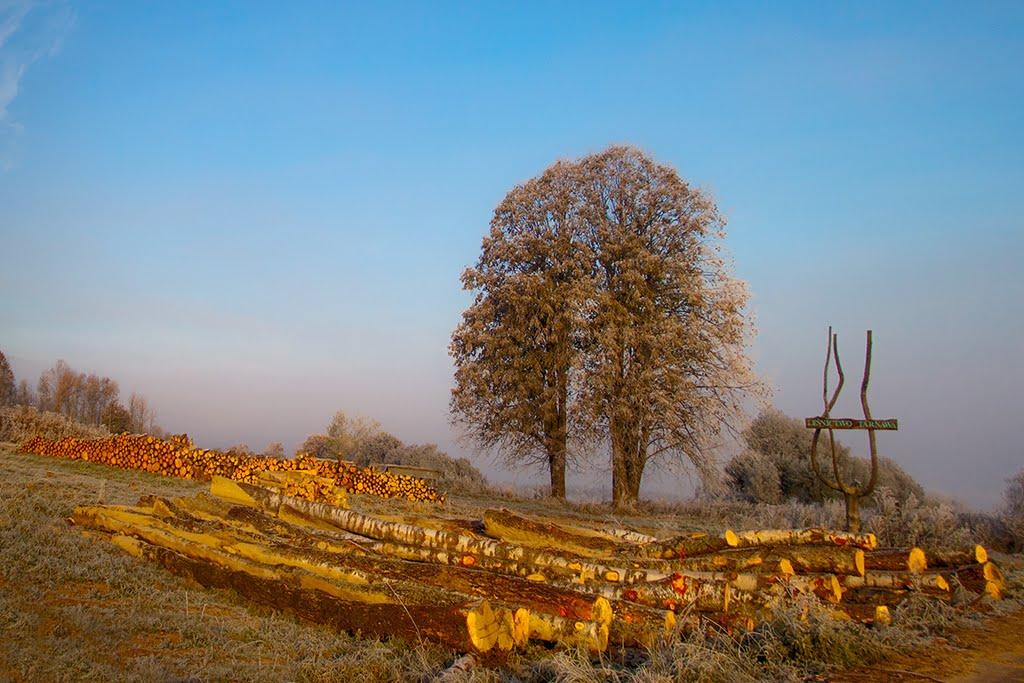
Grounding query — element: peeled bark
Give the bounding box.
[594,527,657,544]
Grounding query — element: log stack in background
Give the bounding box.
[67,477,1007,658]
[19,434,445,504]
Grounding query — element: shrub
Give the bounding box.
[999,468,1024,550]
[0,405,109,443]
[863,488,973,549]
[727,409,925,506]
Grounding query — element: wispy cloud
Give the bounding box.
[0,0,75,168]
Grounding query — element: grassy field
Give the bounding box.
[1,445,1021,682]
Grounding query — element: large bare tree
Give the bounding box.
[450,160,592,499]
[577,146,759,507]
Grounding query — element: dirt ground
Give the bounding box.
[833,605,1024,682]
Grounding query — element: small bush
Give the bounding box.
[727,409,925,507]
[999,468,1024,550]
[862,488,973,549]
[0,405,109,443]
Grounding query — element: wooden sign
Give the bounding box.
[805,417,898,430]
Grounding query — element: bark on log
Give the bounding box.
[731,528,877,551]
[840,586,949,607]
[595,527,658,544]
[927,545,988,568]
[483,508,632,558]
[630,530,739,560]
[82,502,618,629]
[98,498,680,648]
[216,478,672,585]
[951,562,1004,599]
[105,532,510,654]
[839,571,949,592]
[676,546,864,577]
[863,548,927,573]
[78,506,625,652]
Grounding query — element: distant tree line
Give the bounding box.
[0,349,160,435]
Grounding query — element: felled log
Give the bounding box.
[677,546,864,577]
[927,545,988,568]
[86,501,619,629]
[840,586,948,607]
[483,508,632,558]
[571,572,732,613]
[591,526,658,545]
[216,479,671,585]
[631,530,739,560]
[863,547,927,573]
[127,497,685,648]
[839,571,950,592]
[732,528,877,551]
[76,505,626,652]
[105,533,517,653]
[952,562,1005,599]
[832,603,892,626]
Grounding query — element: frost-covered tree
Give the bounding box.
[451,160,592,499]
[453,146,760,507]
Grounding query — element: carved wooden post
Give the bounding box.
[807,328,894,533]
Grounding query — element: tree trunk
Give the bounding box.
[844,491,861,533]
[547,442,566,500]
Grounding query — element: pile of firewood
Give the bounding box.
[20,434,446,504]
[68,477,1007,656]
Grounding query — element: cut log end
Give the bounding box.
[874,605,891,626]
[513,608,530,647]
[855,550,865,577]
[975,545,989,565]
[724,529,739,547]
[908,547,927,573]
[592,596,613,626]
[466,600,498,652]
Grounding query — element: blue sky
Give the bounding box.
[2,1,1022,507]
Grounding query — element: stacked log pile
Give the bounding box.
[67,477,1007,657]
[20,434,445,503]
